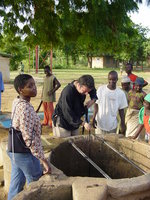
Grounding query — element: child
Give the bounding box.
[125,63,148,89]
[129,94,150,143]
[121,75,131,99]
[41,65,61,127]
[7,74,51,200]
[125,77,146,137]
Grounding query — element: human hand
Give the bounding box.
[85,99,95,109]
[120,123,126,135]
[84,122,91,131]
[42,159,51,174]
[48,90,53,96]
[92,118,97,128]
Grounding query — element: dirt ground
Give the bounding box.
[1,82,45,113]
[1,75,149,199]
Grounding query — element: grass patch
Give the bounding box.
[10,68,150,91]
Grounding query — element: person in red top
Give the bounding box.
[125,63,148,89]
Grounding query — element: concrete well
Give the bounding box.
[2,134,150,200]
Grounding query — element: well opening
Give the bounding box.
[50,136,143,179]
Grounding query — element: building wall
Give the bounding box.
[92,56,118,68]
[92,57,104,68]
[103,56,117,68]
[0,56,10,82]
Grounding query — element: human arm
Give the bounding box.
[128,124,144,139]
[85,99,96,109]
[41,158,51,174]
[16,103,51,174]
[85,87,97,109]
[92,103,98,128]
[118,109,126,135]
[143,80,148,88]
[128,107,144,139]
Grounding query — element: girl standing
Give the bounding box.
[7,74,51,200]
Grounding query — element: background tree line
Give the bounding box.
[0,0,150,70]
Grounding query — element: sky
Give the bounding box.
[129,1,150,37]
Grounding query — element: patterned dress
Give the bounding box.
[12,98,44,160]
[125,90,146,137]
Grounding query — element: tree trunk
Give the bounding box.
[87,55,92,68]
[66,54,69,66]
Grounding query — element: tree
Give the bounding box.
[0,1,139,46]
[0,33,28,70]
[0,0,149,69]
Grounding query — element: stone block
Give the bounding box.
[107,174,150,198]
[72,177,107,200]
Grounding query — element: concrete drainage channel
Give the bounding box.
[1,134,150,200]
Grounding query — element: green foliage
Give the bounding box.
[0,0,149,68]
[0,33,28,70]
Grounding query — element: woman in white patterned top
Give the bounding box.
[7,74,51,200]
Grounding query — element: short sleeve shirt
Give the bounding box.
[96,85,128,131]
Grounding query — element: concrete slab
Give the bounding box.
[72,177,107,200]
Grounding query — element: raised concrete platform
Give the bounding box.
[1,134,150,200]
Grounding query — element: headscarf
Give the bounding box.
[135,77,144,86]
[144,94,150,103]
[121,75,130,83]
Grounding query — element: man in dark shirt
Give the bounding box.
[52,75,97,137]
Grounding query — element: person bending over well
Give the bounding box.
[52,75,97,138]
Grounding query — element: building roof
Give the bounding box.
[0,52,12,58]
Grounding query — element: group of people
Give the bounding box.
[7,63,150,200]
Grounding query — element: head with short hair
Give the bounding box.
[14,74,33,94]
[78,75,95,89]
[44,65,51,75]
[125,63,133,75]
[44,65,50,71]
[107,71,118,90]
[108,70,118,78]
[76,75,95,95]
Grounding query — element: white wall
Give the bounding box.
[92,57,103,68]
[0,56,10,82]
